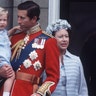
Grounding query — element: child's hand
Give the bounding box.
[8,25,22,36]
[13,25,22,32]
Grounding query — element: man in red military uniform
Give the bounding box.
[6,1,60,96]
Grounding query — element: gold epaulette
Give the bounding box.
[42,31,54,38]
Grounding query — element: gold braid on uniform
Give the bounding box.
[11,39,24,61]
[42,31,54,38]
[37,81,55,96]
[11,23,41,61]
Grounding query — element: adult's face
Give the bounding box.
[17,10,36,32]
[55,29,69,51]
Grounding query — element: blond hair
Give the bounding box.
[0,7,8,16]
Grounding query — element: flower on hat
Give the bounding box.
[46,19,71,35]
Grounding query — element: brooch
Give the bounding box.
[23,50,42,70]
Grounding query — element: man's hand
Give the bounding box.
[0,64,14,78]
[30,93,41,96]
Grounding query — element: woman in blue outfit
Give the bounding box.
[45,19,88,96]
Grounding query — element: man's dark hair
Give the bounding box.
[18,1,40,21]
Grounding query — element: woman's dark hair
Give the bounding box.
[52,28,72,39]
[18,1,40,21]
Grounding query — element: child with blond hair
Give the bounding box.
[0,7,15,96]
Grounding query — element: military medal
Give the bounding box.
[32,37,46,49]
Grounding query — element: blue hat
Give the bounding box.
[46,19,71,35]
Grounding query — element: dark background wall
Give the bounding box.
[60,1,96,56]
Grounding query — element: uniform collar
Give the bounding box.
[26,23,41,35]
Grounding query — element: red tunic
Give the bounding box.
[10,30,60,96]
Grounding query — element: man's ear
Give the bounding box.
[31,16,37,23]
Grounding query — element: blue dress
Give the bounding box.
[52,62,67,96]
[0,29,11,67]
[51,50,88,96]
